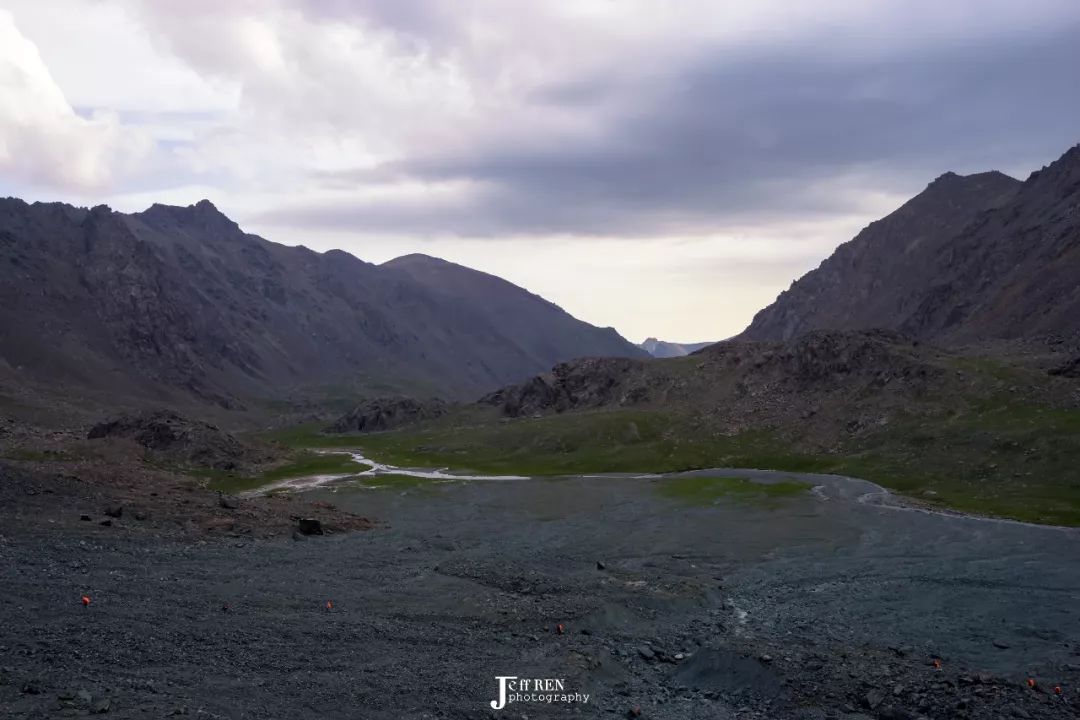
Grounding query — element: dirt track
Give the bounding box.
[2,463,1079,719]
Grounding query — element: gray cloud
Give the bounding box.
[263,20,1080,238]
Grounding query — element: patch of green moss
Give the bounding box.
[1,448,79,462]
[655,475,810,506]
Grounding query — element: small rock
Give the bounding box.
[99,519,112,527]
[21,679,42,695]
[637,646,656,661]
[596,560,606,570]
[218,494,240,510]
[626,706,642,718]
[863,689,885,710]
[79,514,91,522]
[992,640,1010,649]
[134,512,147,521]
[759,654,773,663]
[104,505,123,518]
[92,696,111,713]
[291,530,306,541]
[296,518,323,536]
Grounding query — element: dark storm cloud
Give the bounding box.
[263,21,1080,238]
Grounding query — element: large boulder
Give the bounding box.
[1049,356,1080,378]
[327,396,447,433]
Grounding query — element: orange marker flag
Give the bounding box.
[1027,678,1037,689]
[81,595,90,607]
[326,600,333,611]
[932,659,941,670]
[1055,686,1062,695]
[556,623,565,634]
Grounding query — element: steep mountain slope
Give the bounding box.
[907,145,1080,342]
[740,169,1024,342]
[638,337,716,358]
[382,254,648,368]
[0,199,643,414]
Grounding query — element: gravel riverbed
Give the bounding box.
[2,462,1079,719]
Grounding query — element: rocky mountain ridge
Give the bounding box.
[0,198,644,418]
[741,144,1080,345]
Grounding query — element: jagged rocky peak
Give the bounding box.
[1025,143,1080,186]
[138,198,242,235]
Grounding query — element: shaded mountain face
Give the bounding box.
[741,144,1080,344]
[383,254,648,372]
[0,199,643,413]
[638,337,716,358]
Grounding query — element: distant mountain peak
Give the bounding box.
[138,199,241,235]
[383,253,454,269]
[386,252,439,262]
[924,169,1019,196]
[638,338,716,358]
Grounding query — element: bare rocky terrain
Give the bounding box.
[481,330,996,435]
[2,459,1079,719]
[741,144,1080,346]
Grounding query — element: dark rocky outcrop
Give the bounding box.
[327,397,448,433]
[87,410,267,470]
[702,329,939,393]
[481,330,948,443]
[1049,356,1080,378]
[741,144,1080,345]
[481,357,645,417]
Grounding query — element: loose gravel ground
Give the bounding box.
[2,463,1079,719]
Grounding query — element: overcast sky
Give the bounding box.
[2,1,1078,343]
